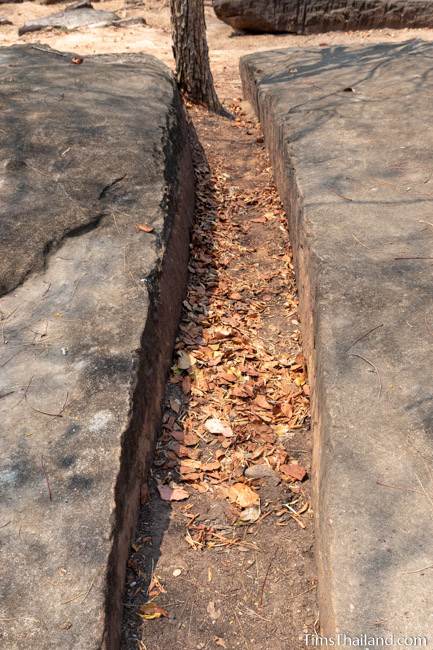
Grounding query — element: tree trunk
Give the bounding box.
[170,0,224,114]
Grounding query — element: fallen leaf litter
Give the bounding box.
[126,100,314,637]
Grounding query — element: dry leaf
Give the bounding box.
[169,398,181,413]
[201,460,221,472]
[181,472,202,482]
[232,386,249,398]
[157,483,189,501]
[219,372,237,383]
[273,424,292,437]
[136,223,154,233]
[280,463,307,482]
[205,417,234,437]
[147,574,166,598]
[225,482,260,508]
[138,602,169,620]
[253,395,273,410]
[179,458,202,470]
[280,402,293,418]
[182,376,192,394]
[183,432,200,446]
[177,350,197,370]
[207,601,221,621]
[239,504,261,523]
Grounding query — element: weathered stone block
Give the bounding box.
[214,0,433,33]
[241,40,433,638]
[0,45,194,649]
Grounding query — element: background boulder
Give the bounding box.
[213,0,433,33]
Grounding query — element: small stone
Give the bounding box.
[173,568,182,577]
[245,463,279,481]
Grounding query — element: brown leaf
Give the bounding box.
[182,375,192,395]
[219,372,237,383]
[138,602,169,620]
[253,395,273,410]
[280,402,293,418]
[136,223,154,233]
[147,574,166,598]
[169,442,200,460]
[179,459,202,473]
[280,463,307,482]
[157,483,189,501]
[205,417,234,437]
[201,460,221,472]
[181,472,202,482]
[239,504,261,523]
[224,482,260,508]
[169,398,181,413]
[177,350,197,370]
[183,431,200,446]
[231,386,248,398]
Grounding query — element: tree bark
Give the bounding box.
[170,0,224,114]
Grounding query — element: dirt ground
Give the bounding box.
[122,104,315,649]
[2,3,433,649]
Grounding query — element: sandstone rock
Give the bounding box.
[19,1,118,35]
[0,45,194,649]
[241,39,433,643]
[213,0,433,33]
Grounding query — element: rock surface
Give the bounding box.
[19,2,118,35]
[214,0,433,33]
[241,40,433,639]
[0,45,194,649]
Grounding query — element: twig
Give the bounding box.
[347,323,383,351]
[330,189,354,202]
[352,233,368,249]
[285,584,316,602]
[234,610,250,649]
[259,548,278,606]
[12,375,34,411]
[40,456,52,502]
[61,572,99,605]
[26,389,69,418]
[402,564,433,575]
[30,45,69,58]
[80,572,98,604]
[0,306,18,344]
[394,256,433,260]
[350,353,382,398]
[414,472,433,513]
[0,350,21,368]
[284,503,306,528]
[376,480,425,496]
[0,390,15,400]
